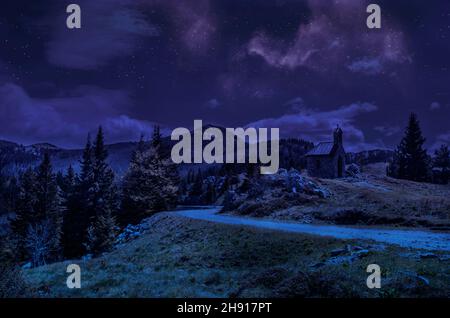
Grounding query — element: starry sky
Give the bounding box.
[0,0,449,151]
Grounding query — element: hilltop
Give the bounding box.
[24,211,450,298]
[224,163,450,231]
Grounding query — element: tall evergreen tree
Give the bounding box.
[121,139,178,224]
[62,135,95,256]
[61,165,82,257]
[190,169,203,197]
[388,113,430,182]
[0,239,26,297]
[152,125,162,150]
[12,154,62,262]
[34,153,62,261]
[12,168,37,254]
[87,127,117,255]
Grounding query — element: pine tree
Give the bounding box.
[2,175,18,214]
[190,169,203,197]
[120,135,147,224]
[61,165,82,257]
[86,209,116,256]
[12,154,62,262]
[388,113,430,182]
[433,145,450,184]
[152,125,162,150]
[204,181,216,204]
[12,168,37,256]
[63,135,95,257]
[0,239,26,297]
[34,153,62,261]
[87,127,117,254]
[121,141,178,224]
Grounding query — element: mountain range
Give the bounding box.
[0,133,394,177]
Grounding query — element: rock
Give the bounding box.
[347,245,364,251]
[312,188,330,198]
[353,249,370,258]
[21,262,32,269]
[417,275,430,286]
[115,223,146,245]
[82,254,93,261]
[330,248,347,257]
[309,262,326,268]
[346,163,361,178]
[420,252,439,259]
[267,168,331,198]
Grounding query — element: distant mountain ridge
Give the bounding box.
[0,136,394,177]
[346,149,394,165]
[0,139,138,176]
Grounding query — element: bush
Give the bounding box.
[0,244,27,297]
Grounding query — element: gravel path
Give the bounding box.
[176,207,450,251]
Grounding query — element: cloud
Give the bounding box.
[163,0,216,54]
[430,102,441,110]
[45,0,217,69]
[0,83,158,147]
[245,102,378,151]
[284,97,305,113]
[348,58,383,75]
[246,0,410,74]
[46,1,160,70]
[432,132,450,150]
[205,98,221,109]
[374,125,401,137]
[247,16,335,71]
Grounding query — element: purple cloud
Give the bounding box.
[284,97,305,113]
[163,0,216,54]
[245,102,378,152]
[348,58,383,75]
[432,132,450,150]
[374,125,401,137]
[45,0,217,69]
[246,0,410,74]
[46,0,160,70]
[430,102,442,110]
[204,98,221,109]
[0,83,159,147]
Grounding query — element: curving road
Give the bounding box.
[175,207,450,251]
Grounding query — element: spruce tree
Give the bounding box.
[63,135,95,257]
[61,165,82,257]
[152,125,162,150]
[13,154,62,262]
[12,168,37,255]
[190,169,203,197]
[388,113,429,182]
[34,153,62,261]
[121,139,178,224]
[0,239,26,297]
[87,127,117,254]
[121,135,147,223]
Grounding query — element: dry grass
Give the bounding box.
[231,163,450,229]
[23,213,450,298]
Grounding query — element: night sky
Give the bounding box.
[0,0,449,151]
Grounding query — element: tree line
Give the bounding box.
[388,113,449,184]
[5,126,179,267]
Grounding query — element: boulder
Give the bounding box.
[346,163,361,177]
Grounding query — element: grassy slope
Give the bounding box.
[25,213,450,298]
[231,163,450,229]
